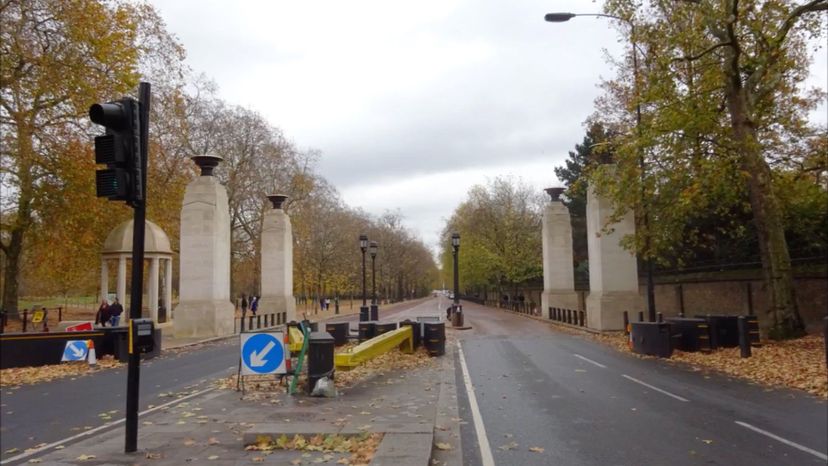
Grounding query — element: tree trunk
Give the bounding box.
[723,45,804,339]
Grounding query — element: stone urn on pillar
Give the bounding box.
[257,194,296,323]
[173,155,235,338]
[541,187,580,320]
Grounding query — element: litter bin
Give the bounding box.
[358,321,376,343]
[306,331,335,394]
[630,322,673,358]
[325,322,349,346]
[399,320,422,348]
[424,322,446,356]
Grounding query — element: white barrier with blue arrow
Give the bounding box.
[62,340,89,362]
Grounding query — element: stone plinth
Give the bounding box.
[173,156,234,338]
[258,194,296,322]
[541,188,579,317]
[584,178,642,331]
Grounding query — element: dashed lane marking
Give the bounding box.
[621,374,689,402]
[735,421,827,461]
[573,353,607,368]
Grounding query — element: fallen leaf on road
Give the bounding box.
[529,447,545,453]
[145,452,162,459]
[498,442,519,451]
[27,459,41,463]
[435,442,452,450]
[76,454,96,461]
[702,439,713,444]
[208,437,220,445]
[5,448,19,454]
[207,455,219,460]
[183,439,197,446]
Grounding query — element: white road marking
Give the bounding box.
[621,374,689,402]
[573,353,607,368]
[735,421,828,461]
[457,343,495,466]
[1,387,215,465]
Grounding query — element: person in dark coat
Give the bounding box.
[108,298,124,326]
[96,300,110,327]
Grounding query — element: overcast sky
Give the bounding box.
[150,0,827,255]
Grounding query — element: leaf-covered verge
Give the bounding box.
[0,356,122,388]
[591,331,827,398]
[214,346,437,400]
[245,433,384,466]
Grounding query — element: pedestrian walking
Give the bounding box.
[250,296,259,315]
[241,294,248,315]
[95,300,110,327]
[109,298,124,327]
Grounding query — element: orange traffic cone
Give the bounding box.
[87,340,97,366]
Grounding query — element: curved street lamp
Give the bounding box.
[451,233,460,306]
[544,11,656,321]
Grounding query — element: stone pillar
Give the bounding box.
[100,259,109,303]
[258,194,296,322]
[173,155,235,338]
[149,257,159,322]
[541,187,580,318]
[584,174,643,331]
[117,256,127,306]
[164,258,173,321]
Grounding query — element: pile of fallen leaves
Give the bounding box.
[0,356,122,388]
[590,331,827,398]
[245,433,383,465]
[215,346,436,397]
[334,346,435,388]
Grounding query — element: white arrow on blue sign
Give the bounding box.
[62,340,88,361]
[240,332,285,376]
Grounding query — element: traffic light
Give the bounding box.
[89,98,142,204]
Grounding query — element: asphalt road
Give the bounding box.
[0,338,238,462]
[0,297,441,463]
[454,301,828,465]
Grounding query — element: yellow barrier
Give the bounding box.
[335,326,413,369]
[288,326,305,353]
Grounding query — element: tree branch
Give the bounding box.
[672,41,731,62]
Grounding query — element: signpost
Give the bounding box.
[240,332,286,376]
[66,322,94,332]
[62,341,89,361]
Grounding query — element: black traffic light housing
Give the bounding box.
[90,98,142,204]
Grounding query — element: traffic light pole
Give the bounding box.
[125,82,150,454]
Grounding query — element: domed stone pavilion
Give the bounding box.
[100,220,173,324]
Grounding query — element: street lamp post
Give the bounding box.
[369,241,379,321]
[545,12,657,321]
[359,234,369,322]
[451,233,463,327]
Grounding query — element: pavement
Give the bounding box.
[6,298,455,466]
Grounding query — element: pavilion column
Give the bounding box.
[149,257,160,322]
[164,258,173,322]
[117,255,127,305]
[100,259,109,303]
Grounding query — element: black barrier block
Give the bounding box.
[325,322,349,346]
[306,331,335,394]
[630,322,673,358]
[665,317,708,352]
[374,322,397,336]
[0,327,159,369]
[424,322,446,356]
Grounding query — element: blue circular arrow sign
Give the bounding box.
[62,340,88,361]
[241,333,284,375]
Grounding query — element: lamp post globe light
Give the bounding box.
[544,11,657,322]
[369,240,379,321]
[359,234,369,322]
